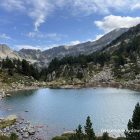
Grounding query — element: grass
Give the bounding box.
[0,135,11,140]
[0,119,16,129]
[0,133,18,140]
[52,133,126,140]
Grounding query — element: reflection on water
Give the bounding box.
[0,87,140,139]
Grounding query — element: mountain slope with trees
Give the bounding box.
[0,57,46,95]
[0,24,140,90]
[45,23,140,89]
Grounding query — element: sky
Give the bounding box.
[0,0,140,50]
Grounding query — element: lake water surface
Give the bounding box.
[0,88,140,139]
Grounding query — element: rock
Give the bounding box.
[23,132,29,138]
[6,94,11,97]
[121,69,125,72]
[0,91,6,99]
[28,126,35,135]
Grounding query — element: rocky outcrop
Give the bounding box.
[89,67,113,83]
[0,74,47,100]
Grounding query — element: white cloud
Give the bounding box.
[0,0,25,11]
[72,0,131,15]
[0,0,53,31]
[95,15,140,32]
[0,33,11,40]
[28,0,53,31]
[15,40,81,51]
[15,44,63,50]
[68,40,81,45]
[27,32,66,41]
[131,3,140,10]
[1,0,140,31]
[95,34,104,40]
[15,45,43,50]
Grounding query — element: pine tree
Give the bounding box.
[75,125,84,140]
[84,116,96,140]
[10,133,18,140]
[125,103,140,140]
[21,59,30,75]
[102,132,109,140]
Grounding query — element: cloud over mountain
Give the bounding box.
[95,15,140,32]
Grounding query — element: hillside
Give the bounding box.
[45,23,140,89]
[0,24,140,90]
[0,58,46,97]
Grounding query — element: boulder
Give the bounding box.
[23,132,29,138]
[28,126,35,135]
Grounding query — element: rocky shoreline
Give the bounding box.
[0,81,47,100]
[48,81,140,91]
[0,115,44,140]
[1,81,140,100]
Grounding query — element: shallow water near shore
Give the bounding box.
[0,87,140,139]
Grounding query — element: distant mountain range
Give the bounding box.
[0,28,128,67]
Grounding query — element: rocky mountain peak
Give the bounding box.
[0,44,12,53]
[0,44,20,60]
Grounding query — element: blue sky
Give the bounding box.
[0,0,140,50]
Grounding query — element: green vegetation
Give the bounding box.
[125,103,140,140]
[47,52,110,73]
[0,133,18,140]
[44,24,140,82]
[0,119,16,129]
[46,32,140,81]
[1,24,140,83]
[0,57,40,80]
[52,136,69,140]
[101,132,109,140]
[84,116,96,140]
[1,24,140,85]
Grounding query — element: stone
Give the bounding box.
[28,126,35,135]
[6,94,11,97]
[23,132,29,138]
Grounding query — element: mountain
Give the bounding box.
[0,44,21,60]
[18,28,128,67]
[18,49,42,64]
[45,23,140,89]
[0,24,140,89]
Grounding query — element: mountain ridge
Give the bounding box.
[0,27,128,67]
[20,28,128,66]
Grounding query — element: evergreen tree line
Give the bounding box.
[47,52,110,73]
[0,57,40,80]
[47,34,140,79]
[0,33,140,81]
[47,24,140,75]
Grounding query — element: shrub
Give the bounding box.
[52,136,69,140]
